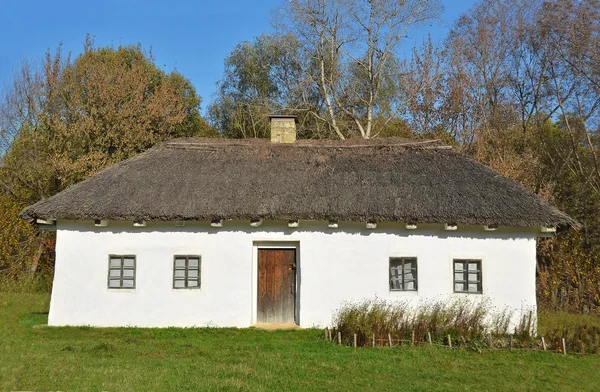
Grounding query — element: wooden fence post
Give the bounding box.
[338,332,342,345]
[372,333,376,347]
[324,328,328,341]
[411,331,415,346]
[427,332,432,346]
[488,333,493,349]
[353,334,357,348]
[509,335,513,351]
[562,338,567,355]
[541,336,547,351]
[388,334,393,348]
[447,335,452,348]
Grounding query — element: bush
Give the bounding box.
[332,298,533,347]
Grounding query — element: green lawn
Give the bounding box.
[1,293,599,391]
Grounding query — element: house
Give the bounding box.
[21,116,575,328]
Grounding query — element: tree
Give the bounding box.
[436,0,600,313]
[273,0,443,139]
[274,0,443,139]
[0,36,214,288]
[208,34,305,139]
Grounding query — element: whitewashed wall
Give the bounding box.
[49,220,539,328]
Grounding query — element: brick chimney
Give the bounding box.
[269,115,297,143]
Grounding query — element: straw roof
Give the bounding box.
[20,137,575,227]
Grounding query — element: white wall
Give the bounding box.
[49,220,539,328]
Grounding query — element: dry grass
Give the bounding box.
[332,298,532,347]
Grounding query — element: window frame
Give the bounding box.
[173,255,201,289]
[453,259,482,294]
[389,257,418,292]
[107,255,136,290]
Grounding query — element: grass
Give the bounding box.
[1,293,600,391]
[538,309,600,334]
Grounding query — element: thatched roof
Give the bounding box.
[21,137,575,228]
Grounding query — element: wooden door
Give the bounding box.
[257,248,296,324]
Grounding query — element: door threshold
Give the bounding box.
[254,322,299,330]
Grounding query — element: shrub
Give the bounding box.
[332,298,493,347]
[331,299,600,354]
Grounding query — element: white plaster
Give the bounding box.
[49,220,539,329]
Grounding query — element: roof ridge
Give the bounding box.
[165,139,452,150]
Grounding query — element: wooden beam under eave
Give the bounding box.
[444,223,458,231]
[250,219,263,227]
[36,218,55,225]
[94,219,108,227]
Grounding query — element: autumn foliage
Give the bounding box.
[0,36,212,289]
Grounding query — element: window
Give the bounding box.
[173,256,201,289]
[454,260,482,293]
[389,257,417,291]
[108,255,136,289]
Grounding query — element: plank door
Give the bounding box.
[257,248,296,324]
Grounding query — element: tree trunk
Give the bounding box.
[29,241,44,278]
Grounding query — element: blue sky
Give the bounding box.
[0,0,477,112]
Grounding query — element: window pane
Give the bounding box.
[188,258,200,268]
[174,270,186,278]
[122,279,134,288]
[454,272,463,281]
[468,262,479,271]
[187,280,199,287]
[468,283,479,292]
[389,259,402,290]
[454,262,464,271]
[188,269,199,278]
[123,258,135,268]
[123,269,134,278]
[110,258,122,268]
[175,258,186,268]
[108,279,121,288]
[405,281,415,290]
[109,269,121,277]
[174,280,185,288]
[455,283,466,291]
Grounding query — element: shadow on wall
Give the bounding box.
[59,220,538,241]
